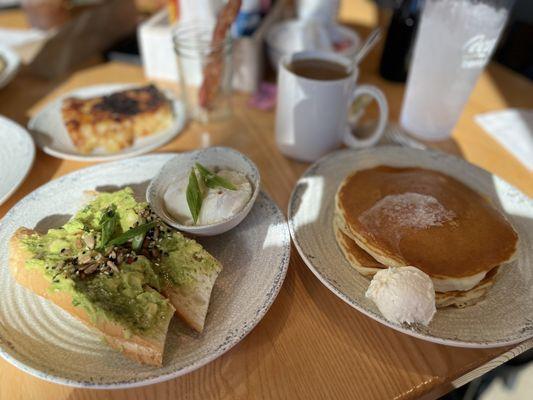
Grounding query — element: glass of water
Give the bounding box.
[400,0,515,141]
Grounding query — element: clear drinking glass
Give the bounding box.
[400,0,515,141]
[172,21,233,123]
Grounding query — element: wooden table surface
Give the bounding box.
[1,5,532,400]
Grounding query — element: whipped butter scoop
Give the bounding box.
[366,266,436,326]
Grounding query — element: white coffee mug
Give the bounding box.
[275,50,388,162]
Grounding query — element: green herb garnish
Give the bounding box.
[195,162,237,191]
[185,164,239,225]
[131,233,146,251]
[99,205,118,247]
[107,221,157,247]
[186,169,203,224]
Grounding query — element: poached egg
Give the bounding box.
[164,169,252,226]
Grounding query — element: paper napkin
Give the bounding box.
[475,109,533,172]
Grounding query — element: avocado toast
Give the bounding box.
[9,188,222,366]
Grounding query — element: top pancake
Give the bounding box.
[336,166,518,279]
[333,217,500,308]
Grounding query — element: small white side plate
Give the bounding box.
[0,44,21,89]
[28,83,186,162]
[0,115,35,205]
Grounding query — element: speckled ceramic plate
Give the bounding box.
[0,44,20,89]
[0,116,35,206]
[28,84,186,162]
[288,146,533,348]
[0,153,290,388]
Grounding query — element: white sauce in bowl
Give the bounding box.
[163,169,252,226]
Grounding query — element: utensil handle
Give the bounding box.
[354,28,382,65]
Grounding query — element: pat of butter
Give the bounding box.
[164,169,252,226]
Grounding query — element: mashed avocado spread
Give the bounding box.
[20,188,219,336]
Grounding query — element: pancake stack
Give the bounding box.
[334,166,518,308]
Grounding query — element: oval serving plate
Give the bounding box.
[28,84,186,162]
[0,153,290,388]
[288,146,533,348]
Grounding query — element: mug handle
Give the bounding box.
[342,84,389,149]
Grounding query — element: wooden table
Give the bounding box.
[1,7,533,400]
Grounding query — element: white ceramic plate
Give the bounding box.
[0,116,35,205]
[0,153,290,388]
[288,146,533,348]
[0,44,21,89]
[28,84,186,162]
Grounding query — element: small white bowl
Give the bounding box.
[147,147,261,236]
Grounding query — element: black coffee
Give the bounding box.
[287,58,350,80]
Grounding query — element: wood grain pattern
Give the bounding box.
[0,9,28,29]
[1,5,533,400]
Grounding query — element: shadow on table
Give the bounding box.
[439,348,533,400]
[0,66,67,126]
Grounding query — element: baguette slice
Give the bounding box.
[9,227,175,366]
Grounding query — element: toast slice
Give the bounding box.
[78,189,222,333]
[61,84,174,154]
[8,188,222,364]
[78,189,222,332]
[9,228,175,366]
[158,232,222,332]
